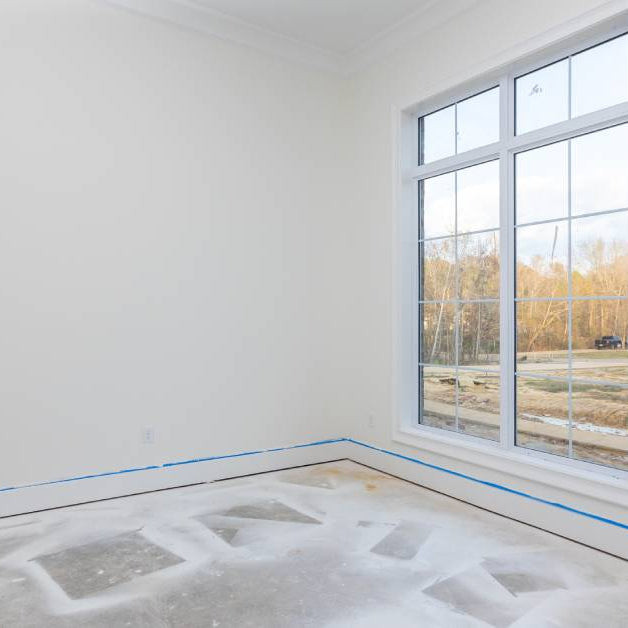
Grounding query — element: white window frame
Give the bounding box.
[394,15,628,483]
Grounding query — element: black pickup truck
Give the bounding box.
[595,335,623,349]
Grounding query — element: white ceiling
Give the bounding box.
[188,0,436,54]
[105,0,480,73]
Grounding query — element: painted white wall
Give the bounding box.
[2,0,628,546]
[0,0,349,489]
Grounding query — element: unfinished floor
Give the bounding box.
[0,461,627,627]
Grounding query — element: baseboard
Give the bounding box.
[345,439,628,560]
[0,439,351,518]
[2,436,626,560]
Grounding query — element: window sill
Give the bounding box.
[393,423,628,510]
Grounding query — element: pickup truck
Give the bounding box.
[595,335,623,349]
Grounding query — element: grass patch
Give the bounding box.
[572,350,628,360]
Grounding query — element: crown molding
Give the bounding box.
[101,0,628,77]
[340,0,481,74]
[103,0,344,73]
[102,0,484,76]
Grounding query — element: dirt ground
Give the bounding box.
[423,368,628,429]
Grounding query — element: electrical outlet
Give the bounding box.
[368,414,375,428]
[142,426,155,444]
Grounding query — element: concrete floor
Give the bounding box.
[0,461,627,627]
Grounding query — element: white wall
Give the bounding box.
[2,0,627,540]
[0,0,348,489]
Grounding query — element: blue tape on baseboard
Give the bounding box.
[1,436,626,532]
[0,438,347,494]
[346,438,628,531]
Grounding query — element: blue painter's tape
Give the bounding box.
[0,439,348,493]
[1,436,626,532]
[346,438,628,531]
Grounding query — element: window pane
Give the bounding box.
[572,34,628,118]
[456,87,500,154]
[420,303,456,365]
[516,377,570,457]
[420,366,457,432]
[458,371,500,441]
[516,301,569,375]
[421,238,455,301]
[572,211,628,297]
[516,222,568,298]
[572,299,628,384]
[458,232,500,300]
[515,141,569,225]
[516,59,569,135]
[459,302,500,369]
[421,105,455,164]
[572,124,628,216]
[421,173,455,239]
[572,383,628,471]
[457,160,500,233]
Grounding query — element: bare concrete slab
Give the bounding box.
[34,531,184,599]
[0,461,626,627]
[423,567,524,628]
[208,526,239,545]
[219,499,321,525]
[483,552,566,595]
[370,521,433,560]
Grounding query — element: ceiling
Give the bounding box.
[188,0,436,55]
[105,0,480,73]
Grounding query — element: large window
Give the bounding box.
[411,28,628,474]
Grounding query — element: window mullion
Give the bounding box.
[500,73,515,450]
[505,101,628,155]
[409,144,500,181]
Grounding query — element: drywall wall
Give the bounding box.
[2,0,628,544]
[0,0,349,490]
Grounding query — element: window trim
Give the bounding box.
[394,14,628,482]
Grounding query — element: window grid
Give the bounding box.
[411,25,628,475]
[420,226,499,244]
[514,205,628,229]
[419,159,501,440]
[513,127,628,464]
[515,32,628,135]
[419,86,500,165]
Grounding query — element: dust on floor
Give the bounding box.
[0,460,627,627]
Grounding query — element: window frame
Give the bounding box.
[396,16,628,480]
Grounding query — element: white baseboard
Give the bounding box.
[0,439,351,518]
[345,439,628,560]
[2,437,626,560]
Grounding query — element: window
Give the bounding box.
[515,34,628,134]
[419,87,499,164]
[409,25,628,475]
[419,160,501,441]
[515,123,628,470]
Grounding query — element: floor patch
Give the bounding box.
[281,474,335,490]
[423,567,523,627]
[219,500,321,525]
[483,553,566,595]
[210,527,239,545]
[370,521,432,560]
[34,531,184,599]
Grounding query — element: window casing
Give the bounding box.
[403,24,628,477]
